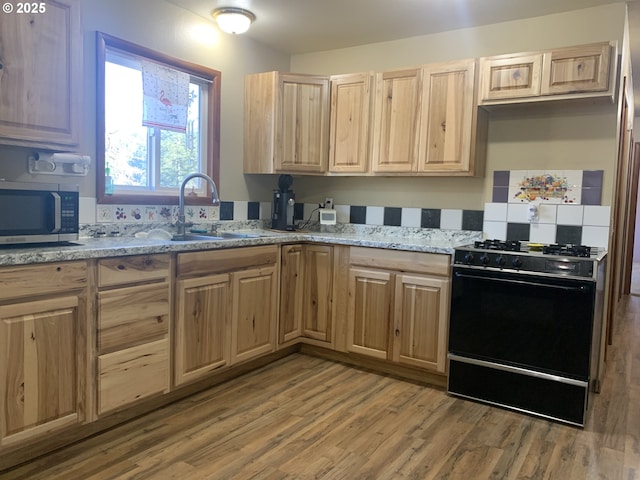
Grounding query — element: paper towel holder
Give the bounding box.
[28,152,91,176]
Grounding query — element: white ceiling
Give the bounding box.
[168,0,640,110]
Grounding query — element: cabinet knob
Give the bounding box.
[395,329,400,337]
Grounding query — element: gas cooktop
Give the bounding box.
[454,240,607,278]
[472,239,594,258]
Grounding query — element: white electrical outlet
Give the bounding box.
[324,197,334,209]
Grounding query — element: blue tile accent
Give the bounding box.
[247,202,260,220]
[492,186,509,203]
[220,201,234,220]
[462,210,484,231]
[493,170,510,187]
[383,207,402,226]
[581,187,602,206]
[421,209,441,228]
[582,170,604,188]
[556,225,583,244]
[350,206,367,224]
[506,223,530,241]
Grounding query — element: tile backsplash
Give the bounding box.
[485,169,610,247]
[83,198,484,232]
[80,167,610,248]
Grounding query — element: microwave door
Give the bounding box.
[0,190,57,235]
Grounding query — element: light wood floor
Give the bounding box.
[3,296,640,480]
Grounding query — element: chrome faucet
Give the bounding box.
[176,173,220,236]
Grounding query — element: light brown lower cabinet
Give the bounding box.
[0,261,88,449]
[96,254,171,416]
[231,266,278,363]
[175,273,231,387]
[175,246,279,387]
[279,244,335,347]
[346,248,450,374]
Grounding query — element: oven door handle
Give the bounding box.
[454,271,589,292]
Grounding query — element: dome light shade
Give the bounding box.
[212,7,255,34]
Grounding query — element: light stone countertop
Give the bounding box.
[0,225,483,266]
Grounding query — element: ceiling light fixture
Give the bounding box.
[212,7,255,34]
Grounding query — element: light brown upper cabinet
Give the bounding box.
[541,43,611,95]
[244,72,330,174]
[479,53,543,101]
[370,68,422,173]
[0,0,82,149]
[479,42,615,105]
[329,73,373,174]
[371,61,484,176]
[418,59,483,175]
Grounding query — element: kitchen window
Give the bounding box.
[96,32,220,205]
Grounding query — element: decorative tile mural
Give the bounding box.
[512,173,572,203]
[493,169,603,206]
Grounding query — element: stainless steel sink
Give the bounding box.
[217,232,262,239]
[170,232,264,241]
[171,234,225,241]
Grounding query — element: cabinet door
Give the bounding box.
[231,266,278,364]
[0,296,85,447]
[244,71,277,174]
[277,74,330,173]
[347,268,393,359]
[279,245,304,344]
[541,43,611,95]
[479,53,542,101]
[371,68,422,173]
[418,60,475,174]
[0,0,81,149]
[329,73,372,173]
[175,274,231,387]
[392,274,450,373]
[303,245,333,342]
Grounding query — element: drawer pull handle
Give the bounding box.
[117,265,125,270]
[144,259,153,266]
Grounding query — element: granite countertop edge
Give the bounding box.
[0,229,483,266]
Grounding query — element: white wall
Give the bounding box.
[0,0,290,202]
[0,1,627,213]
[289,4,626,209]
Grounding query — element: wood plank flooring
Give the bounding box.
[2,295,640,480]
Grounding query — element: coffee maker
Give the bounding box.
[271,175,296,231]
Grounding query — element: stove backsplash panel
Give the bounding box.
[486,169,609,247]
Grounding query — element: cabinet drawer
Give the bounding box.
[98,254,170,288]
[177,245,278,277]
[98,339,169,415]
[349,247,450,276]
[98,283,170,354]
[0,261,87,301]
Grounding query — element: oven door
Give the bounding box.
[449,267,596,380]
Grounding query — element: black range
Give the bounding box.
[447,239,608,427]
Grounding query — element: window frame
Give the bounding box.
[96,32,221,205]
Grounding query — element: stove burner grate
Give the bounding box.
[542,244,591,258]
[473,239,522,251]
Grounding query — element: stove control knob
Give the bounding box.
[496,255,506,267]
[463,253,474,264]
[480,254,490,266]
[512,257,523,269]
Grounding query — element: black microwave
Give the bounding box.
[0,182,79,245]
